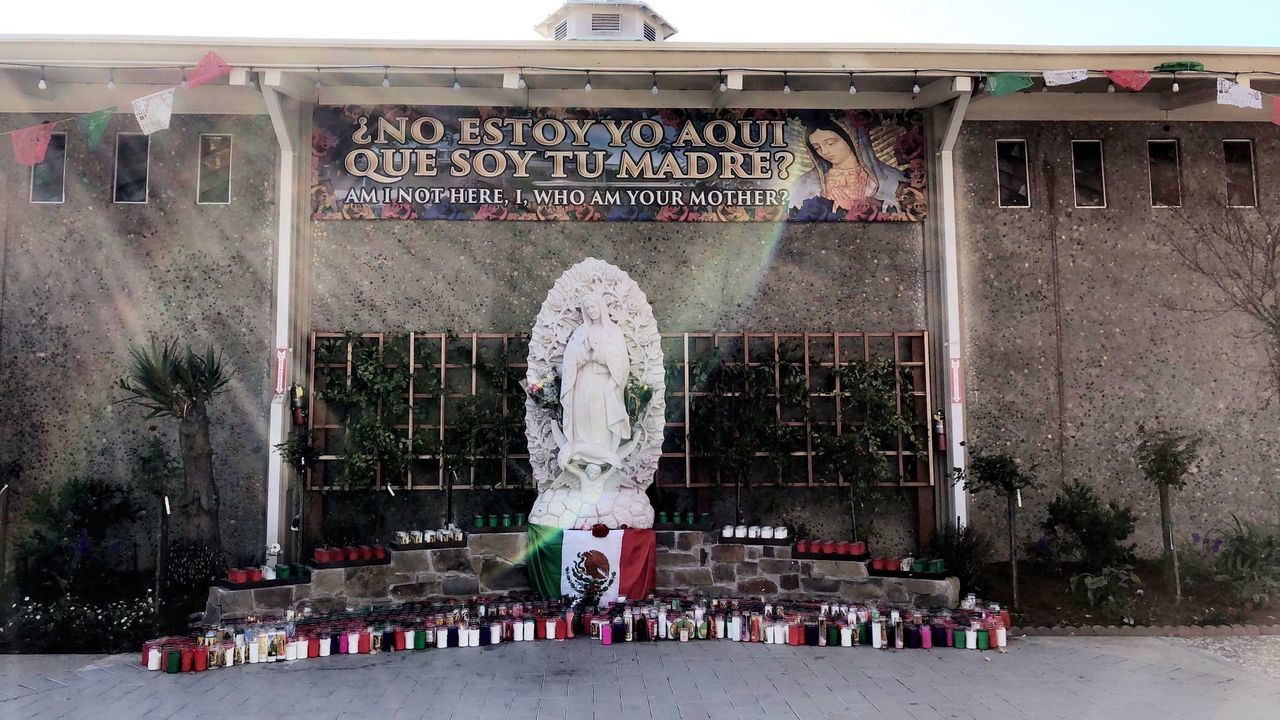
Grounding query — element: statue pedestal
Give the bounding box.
[526,524,656,605]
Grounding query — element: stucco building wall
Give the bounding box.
[955,120,1280,555]
[0,115,277,563]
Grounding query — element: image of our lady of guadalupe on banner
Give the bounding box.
[782,110,928,222]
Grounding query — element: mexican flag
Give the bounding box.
[527,524,656,606]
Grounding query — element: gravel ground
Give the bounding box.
[1174,635,1280,680]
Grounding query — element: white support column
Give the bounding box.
[937,82,971,528]
[261,81,301,564]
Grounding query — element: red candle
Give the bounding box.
[373,545,387,560]
[850,541,866,556]
[358,545,372,561]
[535,618,547,640]
[795,540,809,554]
[555,618,567,641]
[395,629,406,650]
[837,542,852,555]
[247,567,263,582]
[314,547,331,563]
[358,632,371,654]
[788,624,803,646]
[179,647,193,672]
[141,642,151,667]
[193,647,207,672]
[308,636,320,658]
[346,546,360,561]
[821,540,836,554]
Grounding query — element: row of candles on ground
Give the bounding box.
[142,594,1010,673]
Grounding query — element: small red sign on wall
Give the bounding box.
[949,357,963,404]
[274,348,288,395]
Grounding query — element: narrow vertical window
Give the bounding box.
[113,133,150,204]
[197,133,232,205]
[1071,140,1106,208]
[1224,139,1257,207]
[30,132,67,204]
[1147,139,1182,208]
[995,139,1030,208]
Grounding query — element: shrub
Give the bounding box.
[1,593,155,653]
[1213,510,1280,606]
[928,523,994,595]
[1069,564,1145,625]
[1041,481,1136,572]
[14,476,140,602]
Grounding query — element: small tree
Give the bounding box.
[1135,426,1202,601]
[119,340,231,554]
[813,359,917,541]
[955,452,1038,607]
[688,347,806,524]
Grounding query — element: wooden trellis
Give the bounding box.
[306,330,931,492]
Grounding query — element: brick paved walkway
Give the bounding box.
[2,636,1278,720]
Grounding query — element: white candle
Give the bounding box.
[469,627,481,647]
[147,648,161,671]
[965,628,978,649]
[871,621,882,649]
[490,623,502,645]
[514,622,525,642]
[728,616,741,641]
[224,647,234,667]
[285,640,297,661]
[658,613,668,639]
[776,623,787,644]
[248,643,260,664]
[404,629,415,648]
[996,626,1007,648]
[523,620,535,641]
[763,625,774,644]
[841,627,853,647]
[347,632,360,654]
[319,637,331,657]
[437,629,449,648]
[717,615,726,639]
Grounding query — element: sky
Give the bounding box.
[3,0,1279,46]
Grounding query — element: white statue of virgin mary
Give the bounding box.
[557,292,631,471]
[525,257,665,529]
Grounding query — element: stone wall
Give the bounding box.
[655,531,957,607]
[954,121,1280,555]
[206,530,958,621]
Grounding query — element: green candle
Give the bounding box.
[977,629,990,650]
[414,629,426,650]
[165,648,180,673]
[955,630,966,649]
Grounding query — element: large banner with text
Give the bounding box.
[310,106,927,222]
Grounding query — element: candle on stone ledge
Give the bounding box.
[491,622,503,645]
[601,621,613,646]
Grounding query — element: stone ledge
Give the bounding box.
[1012,624,1280,637]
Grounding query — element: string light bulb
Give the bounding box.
[719,72,727,93]
[912,72,921,96]
[452,68,461,92]
[382,66,391,88]
[37,66,47,90]
[1171,73,1180,93]
[978,76,986,91]
[584,71,592,92]
[518,72,526,89]
[1107,82,1116,93]
[650,72,659,95]
[848,73,857,95]
[782,72,791,94]
[180,69,188,90]
[107,69,115,91]
[315,68,322,90]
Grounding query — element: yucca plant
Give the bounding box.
[119,340,231,551]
